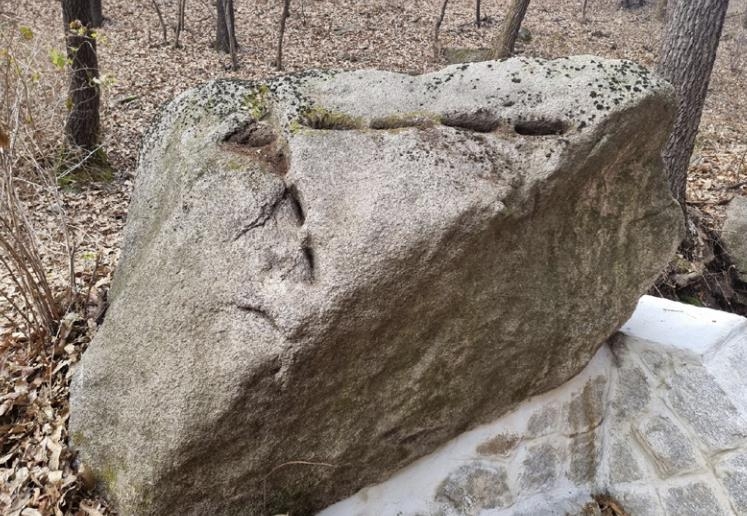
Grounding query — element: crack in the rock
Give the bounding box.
[232,188,288,241]
[236,303,280,331]
[302,244,315,281]
[287,184,305,225]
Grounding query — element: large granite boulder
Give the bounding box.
[70,56,683,515]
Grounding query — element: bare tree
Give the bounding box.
[476,0,481,27]
[175,0,187,48]
[657,0,728,211]
[90,0,103,27]
[216,0,237,54]
[493,0,530,59]
[151,0,168,45]
[581,0,590,21]
[433,0,449,60]
[62,0,101,152]
[276,0,291,70]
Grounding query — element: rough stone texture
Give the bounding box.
[722,196,747,282]
[435,464,512,514]
[322,296,747,516]
[663,483,726,516]
[607,437,644,484]
[606,487,664,516]
[525,405,560,439]
[635,415,699,478]
[476,434,520,457]
[667,365,747,451]
[610,364,650,417]
[69,57,683,515]
[716,453,747,513]
[569,431,599,484]
[564,376,607,435]
[519,442,560,492]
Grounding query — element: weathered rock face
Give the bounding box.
[722,196,747,283]
[69,56,683,515]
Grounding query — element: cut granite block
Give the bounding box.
[662,482,726,516]
[668,366,747,452]
[435,463,512,515]
[636,415,699,478]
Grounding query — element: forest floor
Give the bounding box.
[1,0,746,514]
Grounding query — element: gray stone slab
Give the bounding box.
[519,442,560,492]
[716,452,747,514]
[668,365,747,451]
[435,463,512,515]
[636,415,699,478]
[526,405,560,439]
[606,486,664,516]
[662,482,726,516]
[569,431,600,484]
[611,364,651,418]
[476,433,520,458]
[638,346,669,376]
[607,435,645,484]
[565,376,607,435]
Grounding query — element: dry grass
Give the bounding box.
[0,15,113,516]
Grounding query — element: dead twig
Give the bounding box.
[433,0,449,60]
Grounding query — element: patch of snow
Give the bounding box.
[620,295,746,356]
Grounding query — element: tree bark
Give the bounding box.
[216,0,237,54]
[276,0,291,70]
[493,0,530,59]
[62,0,100,152]
[433,0,449,60]
[475,0,481,27]
[655,0,668,21]
[89,0,103,27]
[151,0,168,45]
[657,0,727,209]
[175,0,187,48]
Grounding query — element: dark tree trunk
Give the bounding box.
[493,0,530,58]
[175,0,186,48]
[151,0,168,45]
[89,0,103,27]
[657,0,727,210]
[475,0,481,27]
[276,0,291,70]
[433,0,449,59]
[62,0,100,152]
[216,0,237,54]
